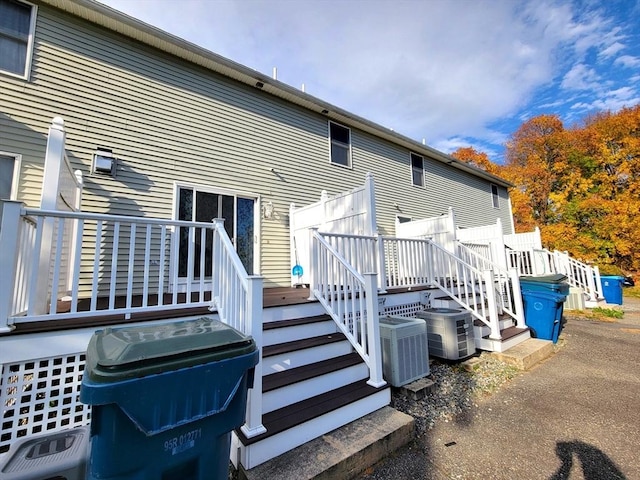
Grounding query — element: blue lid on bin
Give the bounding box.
[85,317,256,383]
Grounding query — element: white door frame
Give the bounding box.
[171,182,261,291]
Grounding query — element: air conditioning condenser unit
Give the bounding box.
[379,316,430,387]
[416,308,476,360]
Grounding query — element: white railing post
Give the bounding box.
[363,273,385,388]
[241,275,267,438]
[509,268,526,328]
[0,201,23,332]
[364,172,377,236]
[376,234,388,293]
[33,117,67,315]
[483,269,501,340]
[592,265,603,300]
[307,228,318,300]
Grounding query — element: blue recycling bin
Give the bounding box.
[600,275,624,305]
[80,317,258,480]
[521,290,567,343]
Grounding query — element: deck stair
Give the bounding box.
[232,301,391,472]
[431,288,530,353]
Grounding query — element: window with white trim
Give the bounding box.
[329,122,351,167]
[0,0,36,79]
[0,153,20,200]
[411,153,424,186]
[491,184,500,208]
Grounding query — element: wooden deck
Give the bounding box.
[5,286,314,335]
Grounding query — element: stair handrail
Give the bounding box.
[181,218,268,438]
[308,228,385,387]
[427,240,502,339]
[551,250,603,302]
[457,241,526,329]
[380,236,502,340]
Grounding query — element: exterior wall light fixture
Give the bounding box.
[92,147,117,177]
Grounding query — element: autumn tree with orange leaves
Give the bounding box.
[452,105,640,272]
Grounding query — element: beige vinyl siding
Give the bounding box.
[1,3,515,290]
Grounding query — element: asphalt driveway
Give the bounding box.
[361,298,640,479]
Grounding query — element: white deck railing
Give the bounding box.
[381,236,431,289]
[381,236,502,339]
[311,231,507,340]
[457,242,525,328]
[508,247,603,303]
[308,229,385,387]
[550,251,603,302]
[0,203,266,436]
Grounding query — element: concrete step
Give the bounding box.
[232,381,391,470]
[236,406,413,480]
[490,337,555,370]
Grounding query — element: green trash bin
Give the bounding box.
[519,274,570,295]
[80,317,258,480]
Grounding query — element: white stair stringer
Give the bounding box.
[231,387,390,470]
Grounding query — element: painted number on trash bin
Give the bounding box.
[164,428,202,455]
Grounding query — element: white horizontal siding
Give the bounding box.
[0,4,515,288]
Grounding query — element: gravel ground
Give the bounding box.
[391,355,521,436]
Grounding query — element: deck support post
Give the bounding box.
[307,228,318,301]
[484,269,502,340]
[32,118,67,315]
[508,268,526,328]
[0,201,23,332]
[592,265,603,300]
[241,275,267,438]
[364,273,385,388]
[376,235,387,293]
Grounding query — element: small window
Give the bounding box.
[329,122,351,167]
[491,184,500,208]
[0,153,20,200]
[0,0,36,79]
[411,153,424,186]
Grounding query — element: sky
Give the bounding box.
[98,0,640,162]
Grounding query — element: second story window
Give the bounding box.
[411,153,424,186]
[329,122,351,167]
[491,184,500,208]
[0,0,36,79]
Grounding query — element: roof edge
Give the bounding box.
[39,0,513,188]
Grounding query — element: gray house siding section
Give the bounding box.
[0,4,514,288]
[354,133,514,236]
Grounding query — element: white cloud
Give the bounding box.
[600,41,626,58]
[614,55,640,68]
[97,0,639,155]
[561,63,601,90]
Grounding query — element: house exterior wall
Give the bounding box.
[1,2,513,288]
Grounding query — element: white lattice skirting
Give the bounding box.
[1,353,91,455]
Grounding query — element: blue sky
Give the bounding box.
[98,0,640,162]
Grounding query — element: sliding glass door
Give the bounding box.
[176,186,256,286]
